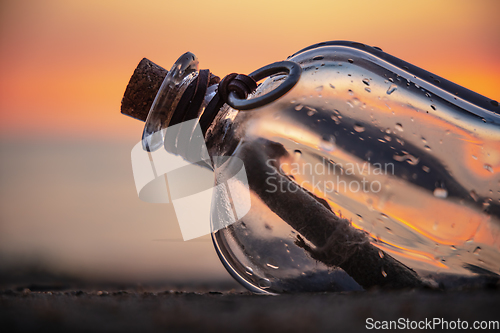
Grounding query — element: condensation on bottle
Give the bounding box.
[127,41,500,294]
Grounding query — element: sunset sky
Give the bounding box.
[0,0,499,141]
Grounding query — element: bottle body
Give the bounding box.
[207,43,500,293]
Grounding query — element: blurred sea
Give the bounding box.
[0,137,230,283]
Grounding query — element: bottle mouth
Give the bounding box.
[141,52,223,165]
[142,52,200,152]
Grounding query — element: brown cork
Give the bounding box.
[121,58,168,122]
[121,58,221,122]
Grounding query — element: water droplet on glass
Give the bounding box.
[395,123,403,132]
[365,87,371,93]
[362,78,370,86]
[484,164,494,173]
[381,268,387,277]
[393,153,419,165]
[330,115,340,124]
[315,85,323,92]
[295,104,303,111]
[325,181,334,191]
[378,250,384,258]
[384,135,392,142]
[470,190,479,202]
[422,165,430,173]
[245,266,254,275]
[354,124,365,133]
[348,59,354,63]
[329,83,335,89]
[473,247,482,255]
[431,104,436,110]
[319,135,336,152]
[307,108,317,116]
[266,263,279,269]
[351,98,361,106]
[433,188,448,198]
[258,278,272,289]
[433,221,439,230]
[387,84,397,95]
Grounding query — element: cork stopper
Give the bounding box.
[120,58,168,122]
[121,58,221,122]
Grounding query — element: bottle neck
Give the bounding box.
[160,74,237,168]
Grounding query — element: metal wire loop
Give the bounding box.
[226,61,302,110]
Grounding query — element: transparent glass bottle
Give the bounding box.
[134,41,500,293]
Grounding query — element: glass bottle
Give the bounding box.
[129,41,500,294]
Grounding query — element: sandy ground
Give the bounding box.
[1,275,499,333]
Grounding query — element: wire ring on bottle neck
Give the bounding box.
[226,61,302,110]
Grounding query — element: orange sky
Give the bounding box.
[0,0,499,141]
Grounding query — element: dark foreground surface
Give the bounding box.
[1,269,500,332]
[2,288,500,332]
